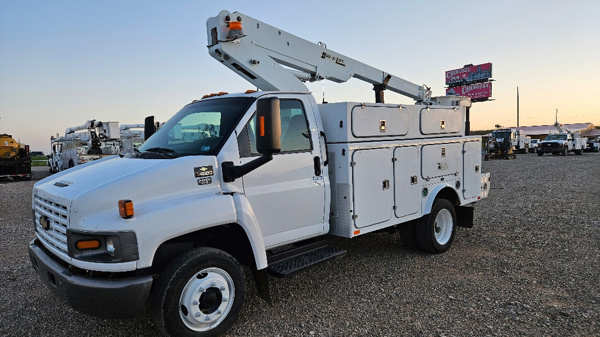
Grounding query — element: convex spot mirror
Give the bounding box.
[256,97,282,154]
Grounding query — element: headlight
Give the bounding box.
[67,230,138,263]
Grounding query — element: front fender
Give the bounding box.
[232,194,268,270]
[136,192,238,268]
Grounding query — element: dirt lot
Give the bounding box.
[1,154,598,336]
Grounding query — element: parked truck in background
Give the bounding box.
[537,122,586,156]
[585,136,600,152]
[29,10,491,337]
[485,128,521,160]
[119,123,145,155]
[48,120,121,172]
[529,138,540,153]
[0,133,31,180]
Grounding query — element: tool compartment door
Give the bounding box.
[421,143,462,179]
[463,141,482,199]
[351,105,409,138]
[420,108,463,135]
[352,148,393,228]
[394,146,420,218]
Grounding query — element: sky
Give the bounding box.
[1,0,599,152]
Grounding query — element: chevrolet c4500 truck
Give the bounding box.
[29,10,490,337]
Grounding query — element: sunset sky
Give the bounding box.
[1,0,599,152]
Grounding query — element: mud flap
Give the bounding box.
[455,205,474,228]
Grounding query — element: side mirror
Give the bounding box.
[256,97,281,154]
[144,116,157,141]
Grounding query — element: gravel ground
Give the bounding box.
[1,153,598,336]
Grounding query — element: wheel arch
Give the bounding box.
[423,185,460,215]
[150,223,257,275]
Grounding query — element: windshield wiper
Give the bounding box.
[143,147,178,158]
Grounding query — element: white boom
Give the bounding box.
[206,10,432,104]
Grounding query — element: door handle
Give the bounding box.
[313,156,322,176]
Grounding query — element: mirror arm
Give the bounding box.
[222,153,273,183]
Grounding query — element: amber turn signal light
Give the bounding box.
[76,239,101,250]
[118,199,134,219]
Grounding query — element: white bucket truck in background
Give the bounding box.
[48,120,121,172]
[29,10,490,337]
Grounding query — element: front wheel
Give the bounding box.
[416,198,457,254]
[537,151,543,156]
[152,247,245,337]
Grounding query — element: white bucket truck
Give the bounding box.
[29,10,490,337]
[49,120,121,172]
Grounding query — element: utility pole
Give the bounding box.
[516,86,519,128]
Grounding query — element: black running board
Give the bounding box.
[267,241,346,278]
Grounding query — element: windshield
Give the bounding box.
[139,97,255,157]
[492,131,512,139]
[544,134,567,141]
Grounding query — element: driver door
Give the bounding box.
[238,97,326,248]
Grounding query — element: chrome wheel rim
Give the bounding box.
[179,267,235,332]
[434,209,453,245]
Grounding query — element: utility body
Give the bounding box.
[29,10,490,337]
[537,122,586,156]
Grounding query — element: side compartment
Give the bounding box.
[421,143,462,180]
[352,148,393,229]
[393,146,421,218]
[462,141,483,199]
[420,107,463,135]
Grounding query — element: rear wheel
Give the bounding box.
[152,247,245,337]
[416,199,457,254]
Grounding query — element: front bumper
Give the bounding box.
[538,142,563,153]
[28,238,153,318]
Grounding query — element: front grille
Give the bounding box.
[33,193,69,255]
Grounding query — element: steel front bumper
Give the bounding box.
[28,238,153,318]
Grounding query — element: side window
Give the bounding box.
[238,99,312,157]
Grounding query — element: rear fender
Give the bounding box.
[422,184,460,215]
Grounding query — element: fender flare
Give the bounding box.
[232,194,268,270]
[422,183,460,215]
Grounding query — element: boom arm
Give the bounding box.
[206,10,431,103]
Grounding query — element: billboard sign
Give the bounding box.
[445,63,492,86]
[446,82,492,101]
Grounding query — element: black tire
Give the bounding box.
[537,151,543,156]
[399,220,420,251]
[416,199,457,254]
[562,147,568,156]
[152,247,245,337]
[68,160,74,168]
